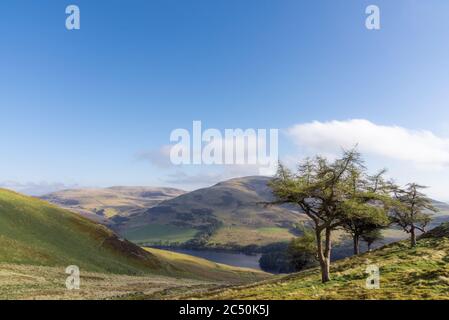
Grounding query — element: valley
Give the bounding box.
[3,0,449,303]
[0,188,267,299]
[2,214,448,300]
[38,176,449,272]
[1,179,449,300]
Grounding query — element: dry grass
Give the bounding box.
[0,263,217,300]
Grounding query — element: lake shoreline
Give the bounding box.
[148,246,263,271]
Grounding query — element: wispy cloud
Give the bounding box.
[287,119,449,168]
[161,165,262,189]
[135,145,173,168]
[136,143,268,189]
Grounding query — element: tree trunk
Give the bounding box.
[315,228,331,283]
[353,234,360,255]
[322,228,332,283]
[410,226,417,247]
[321,261,330,283]
[367,243,372,252]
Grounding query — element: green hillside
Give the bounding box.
[187,223,449,300]
[0,264,210,300]
[0,188,167,275]
[0,189,266,283]
[120,176,304,247]
[0,246,266,300]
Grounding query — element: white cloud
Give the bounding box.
[162,165,263,189]
[136,145,173,168]
[288,119,449,168]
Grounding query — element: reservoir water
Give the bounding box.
[168,248,262,271]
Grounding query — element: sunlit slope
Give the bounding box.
[190,223,449,300]
[0,188,268,286]
[0,189,166,275]
[122,176,304,246]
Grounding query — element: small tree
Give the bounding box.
[361,229,384,252]
[340,169,392,255]
[341,209,389,255]
[391,183,437,247]
[269,149,363,282]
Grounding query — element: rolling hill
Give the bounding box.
[40,186,185,226]
[0,188,266,292]
[117,176,449,251]
[2,187,447,299]
[36,177,449,257]
[185,223,449,300]
[0,188,165,275]
[119,176,305,247]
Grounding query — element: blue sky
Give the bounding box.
[1,1,449,199]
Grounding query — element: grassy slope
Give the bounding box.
[187,224,449,300]
[209,226,295,246]
[0,256,267,300]
[0,263,215,300]
[0,189,266,283]
[0,189,169,275]
[122,224,198,245]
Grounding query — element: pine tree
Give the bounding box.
[270,149,368,282]
[391,183,437,247]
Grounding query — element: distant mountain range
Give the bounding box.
[40,186,186,225]
[39,177,449,252]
